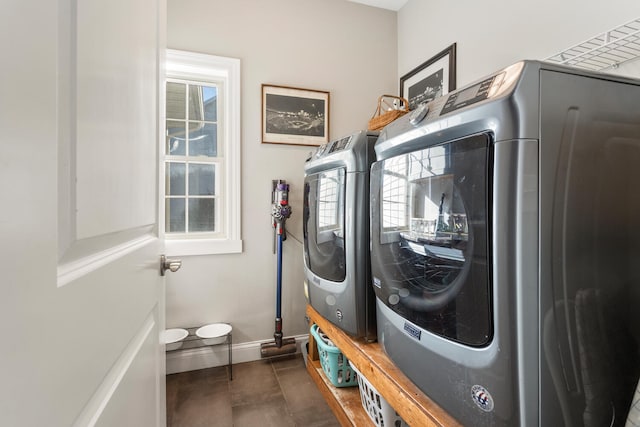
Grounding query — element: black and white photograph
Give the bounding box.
[262,84,329,146]
[400,43,457,110]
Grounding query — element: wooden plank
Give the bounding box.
[305,357,372,426]
[308,326,319,362]
[307,304,462,427]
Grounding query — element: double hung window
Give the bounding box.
[164,50,241,255]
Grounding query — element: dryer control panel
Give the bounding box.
[313,134,353,159]
[440,72,505,115]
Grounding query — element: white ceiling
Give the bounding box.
[346,0,407,11]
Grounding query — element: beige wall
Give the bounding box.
[166,0,397,346]
[398,1,640,88]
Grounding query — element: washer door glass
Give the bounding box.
[303,167,346,282]
[370,134,491,346]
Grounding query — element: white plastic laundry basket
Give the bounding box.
[348,360,409,427]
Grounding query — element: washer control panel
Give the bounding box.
[314,134,353,158]
[440,72,506,115]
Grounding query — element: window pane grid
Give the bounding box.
[165,162,218,233]
[165,198,219,231]
[165,79,220,235]
[166,80,219,159]
[317,172,339,229]
[382,156,409,229]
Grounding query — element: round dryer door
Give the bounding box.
[303,167,346,282]
[370,133,492,347]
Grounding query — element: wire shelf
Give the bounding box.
[545,18,640,71]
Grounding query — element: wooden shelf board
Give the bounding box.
[306,358,372,426]
[307,304,462,427]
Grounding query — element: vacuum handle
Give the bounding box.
[271,180,292,238]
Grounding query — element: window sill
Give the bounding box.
[165,238,243,256]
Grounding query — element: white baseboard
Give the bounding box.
[166,334,309,375]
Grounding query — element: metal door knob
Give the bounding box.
[160,255,182,276]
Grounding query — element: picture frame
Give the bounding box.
[400,43,457,111]
[261,84,330,146]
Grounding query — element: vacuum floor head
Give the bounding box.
[260,337,297,358]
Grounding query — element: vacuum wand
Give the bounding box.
[261,180,296,358]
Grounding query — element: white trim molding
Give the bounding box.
[57,234,156,287]
[163,49,242,256]
[165,237,242,257]
[72,315,156,427]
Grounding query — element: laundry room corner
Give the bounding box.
[164,0,398,372]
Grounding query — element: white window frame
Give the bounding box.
[162,49,242,256]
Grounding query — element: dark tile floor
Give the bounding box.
[166,354,340,427]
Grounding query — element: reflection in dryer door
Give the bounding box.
[370,134,491,346]
[303,167,346,282]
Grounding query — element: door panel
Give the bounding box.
[79,310,160,427]
[0,0,165,426]
[75,0,158,239]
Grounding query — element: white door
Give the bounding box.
[0,1,167,426]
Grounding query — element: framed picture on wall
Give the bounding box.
[400,43,457,110]
[261,84,330,146]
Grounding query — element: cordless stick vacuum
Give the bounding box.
[260,180,297,358]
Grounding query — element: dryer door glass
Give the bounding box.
[371,134,491,346]
[303,167,346,282]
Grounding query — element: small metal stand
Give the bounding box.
[166,324,233,380]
